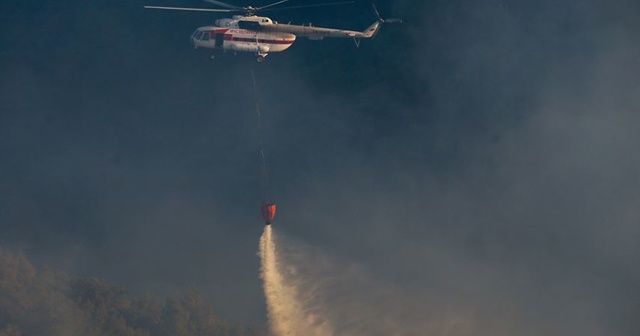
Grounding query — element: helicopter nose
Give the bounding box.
[191,30,202,48]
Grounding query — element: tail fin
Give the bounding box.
[361,21,382,38]
[362,4,401,38]
[357,4,401,40]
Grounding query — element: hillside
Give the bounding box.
[0,247,265,336]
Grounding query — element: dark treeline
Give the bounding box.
[0,247,265,336]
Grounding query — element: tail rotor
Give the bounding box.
[372,3,402,24]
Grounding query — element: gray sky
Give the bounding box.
[1,0,639,334]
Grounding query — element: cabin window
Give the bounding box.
[201,32,210,41]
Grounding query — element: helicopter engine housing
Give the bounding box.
[215,18,234,27]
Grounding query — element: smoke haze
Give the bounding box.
[2,0,639,334]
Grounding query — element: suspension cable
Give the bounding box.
[251,66,270,202]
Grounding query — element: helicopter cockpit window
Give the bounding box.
[201,32,210,41]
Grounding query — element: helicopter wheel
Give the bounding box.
[256,56,266,63]
[210,54,216,60]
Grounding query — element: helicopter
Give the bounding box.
[144,0,400,62]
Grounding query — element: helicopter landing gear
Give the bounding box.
[256,52,268,63]
[210,54,216,60]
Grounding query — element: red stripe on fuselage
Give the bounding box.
[222,34,294,45]
[206,28,229,35]
[234,37,294,44]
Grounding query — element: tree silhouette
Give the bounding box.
[0,246,265,336]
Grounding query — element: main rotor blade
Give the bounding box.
[258,0,293,10]
[144,5,233,12]
[260,1,354,12]
[201,0,240,10]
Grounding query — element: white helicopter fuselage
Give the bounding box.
[145,1,398,61]
[190,14,383,61]
[191,15,296,56]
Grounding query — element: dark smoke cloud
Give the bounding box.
[1,0,639,333]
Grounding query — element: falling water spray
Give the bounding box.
[259,225,302,336]
[259,225,333,336]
